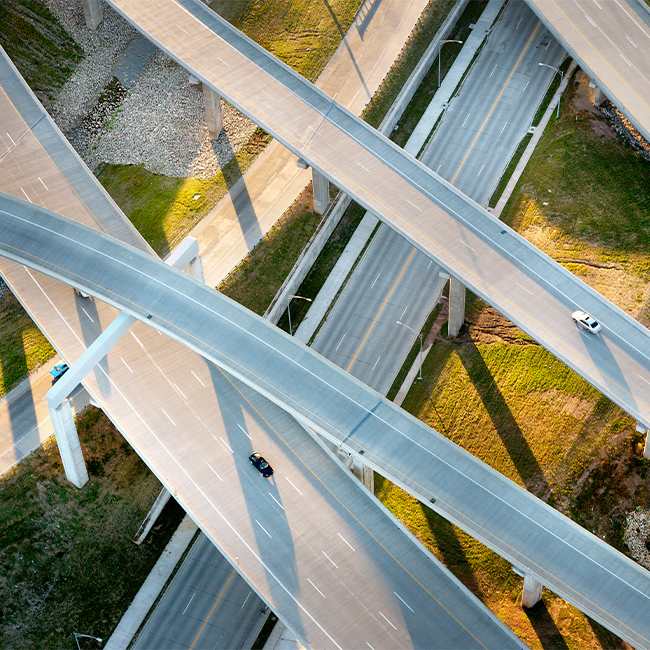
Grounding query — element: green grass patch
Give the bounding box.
[0,290,55,399]
[218,187,325,315]
[233,0,362,82]
[0,406,185,649]
[0,0,83,98]
[97,129,271,257]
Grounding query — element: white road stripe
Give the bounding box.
[489,64,497,77]
[592,0,601,8]
[162,408,176,426]
[256,519,272,538]
[585,13,596,28]
[371,274,380,289]
[620,53,632,66]
[461,113,470,127]
[182,593,195,614]
[516,282,532,295]
[6,132,16,145]
[121,357,133,373]
[191,370,205,386]
[131,332,144,348]
[366,644,375,650]
[269,493,284,510]
[356,161,370,173]
[174,383,188,400]
[338,533,355,551]
[262,90,274,100]
[21,188,32,203]
[308,578,326,598]
[394,591,414,612]
[219,436,233,453]
[406,199,421,211]
[500,121,508,134]
[372,355,381,370]
[38,177,49,191]
[237,423,251,439]
[335,333,346,351]
[477,164,484,177]
[322,550,338,568]
[462,241,475,252]
[626,35,637,48]
[285,476,303,495]
[378,611,396,629]
[81,307,94,322]
[241,592,251,608]
[217,56,230,66]
[205,461,224,481]
[177,24,187,33]
[639,374,650,386]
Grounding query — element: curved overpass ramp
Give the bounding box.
[2,193,650,649]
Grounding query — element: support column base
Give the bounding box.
[447,276,466,337]
[202,85,223,139]
[49,400,89,488]
[81,0,103,29]
[522,574,543,608]
[312,169,330,215]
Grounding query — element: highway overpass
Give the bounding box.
[2,192,650,648]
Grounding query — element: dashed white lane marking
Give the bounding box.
[639,374,650,386]
[356,161,370,173]
[620,53,632,66]
[285,476,303,495]
[522,80,530,93]
[477,163,485,177]
[219,436,233,453]
[237,423,251,439]
[191,370,205,386]
[366,643,376,650]
[322,550,338,568]
[371,274,380,289]
[516,281,532,295]
[6,132,16,145]
[335,333,346,351]
[406,199,421,211]
[241,592,251,609]
[174,383,188,400]
[500,121,508,134]
[338,533,355,551]
[489,64,497,77]
[626,35,637,48]
[378,611,396,629]
[21,188,32,203]
[256,519,272,538]
[205,461,224,481]
[217,56,230,66]
[81,307,94,322]
[182,593,195,615]
[162,408,176,426]
[308,578,326,598]
[394,591,414,613]
[372,355,381,371]
[177,24,187,33]
[131,332,144,348]
[38,177,49,191]
[269,493,284,510]
[462,241,475,252]
[585,13,597,28]
[121,357,133,373]
[592,0,601,8]
[262,90,274,100]
[461,113,470,127]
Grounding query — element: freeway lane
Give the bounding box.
[2,195,649,648]
[0,51,525,649]
[524,0,650,143]
[105,0,650,434]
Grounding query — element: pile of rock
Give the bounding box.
[43,0,258,178]
[600,101,650,163]
[623,508,650,570]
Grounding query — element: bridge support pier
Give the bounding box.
[589,80,607,107]
[296,158,330,215]
[49,400,89,488]
[202,85,223,139]
[312,169,330,215]
[522,574,543,608]
[636,422,650,459]
[81,0,103,30]
[448,277,466,337]
[351,457,374,493]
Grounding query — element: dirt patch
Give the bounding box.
[460,304,536,345]
[571,70,616,140]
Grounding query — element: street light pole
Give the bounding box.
[539,62,564,119]
[396,320,423,380]
[74,633,103,649]
[287,295,312,337]
[439,39,463,88]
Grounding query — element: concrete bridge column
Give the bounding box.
[49,400,89,488]
[522,574,543,608]
[297,158,331,215]
[312,169,330,215]
[637,423,650,459]
[81,0,103,30]
[448,276,466,337]
[589,80,607,107]
[202,85,223,139]
[362,464,374,493]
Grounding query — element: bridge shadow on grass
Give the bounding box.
[207,362,305,642]
[587,615,628,649]
[459,340,549,493]
[217,133,262,251]
[524,599,570,649]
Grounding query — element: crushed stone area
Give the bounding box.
[624,509,650,570]
[42,0,258,178]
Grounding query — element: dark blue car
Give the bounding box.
[249,452,273,477]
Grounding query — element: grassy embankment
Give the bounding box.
[0,1,82,397]
[380,70,650,649]
[0,407,186,649]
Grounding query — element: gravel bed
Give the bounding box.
[43,0,258,178]
[624,508,650,570]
